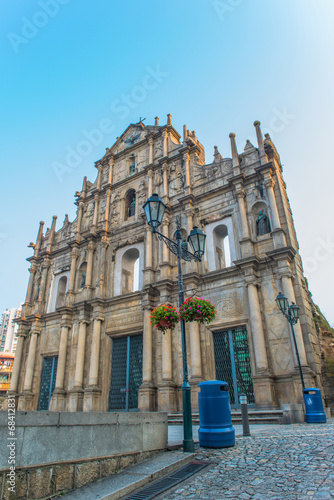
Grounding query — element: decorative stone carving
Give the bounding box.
[154,139,163,159]
[168,161,184,194]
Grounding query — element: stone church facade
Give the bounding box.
[10,115,323,414]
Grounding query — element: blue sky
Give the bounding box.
[1,0,333,324]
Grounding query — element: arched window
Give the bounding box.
[56,276,67,308]
[121,248,140,294]
[125,189,136,219]
[213,225,231,269]
[77,262,87,290]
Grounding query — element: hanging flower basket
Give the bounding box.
[150,304,179,333]
[179,297,216,324]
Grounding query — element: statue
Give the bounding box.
[256,211,271,236]
[255,181,264,198]
[80,272,86,288]
[129,197,136,217]
[129,162,136,175]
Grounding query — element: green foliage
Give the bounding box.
[179,297,216,324]
[150,304,179,332]
[325,357,334,378]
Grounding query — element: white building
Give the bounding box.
[0,306,22,353]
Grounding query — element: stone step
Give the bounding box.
[168,410,284,426]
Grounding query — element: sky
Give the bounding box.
[0,0,333,324]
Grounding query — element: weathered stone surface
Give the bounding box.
[101,457,119,477]
[28,467,53,499]
[75,461,100,489]
[55,464,74,492]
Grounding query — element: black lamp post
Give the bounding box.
[143,194,206,453]
[275,292,305,390]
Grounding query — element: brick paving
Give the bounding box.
[160,420,334,500]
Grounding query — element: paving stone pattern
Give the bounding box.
[161,421,334,500]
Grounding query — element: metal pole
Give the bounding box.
[240,394,250,436]
[176,221,194,453]
[289,321,305,391]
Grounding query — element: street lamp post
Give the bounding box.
[275,292,305,390]
[143,194,206,453]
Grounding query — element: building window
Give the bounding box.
[56,276,67,308]
[213,224,231,269]
[121,248,140,294]
[126,189,136,218]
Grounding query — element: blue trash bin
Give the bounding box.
[303,388,326,424]
[198,380,235,448]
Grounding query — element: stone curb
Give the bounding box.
[62,450,196,500]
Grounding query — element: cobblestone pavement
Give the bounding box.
[160,420,334,500]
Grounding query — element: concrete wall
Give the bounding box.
[0,411,168,470]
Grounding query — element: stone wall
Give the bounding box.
[0,411,168,499]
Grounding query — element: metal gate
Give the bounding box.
[109,334,143,411]
[213,327,255,406]
[38,356,58,410]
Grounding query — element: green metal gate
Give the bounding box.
[109,334,143,411]
[213,327,255,406]
[38,356,58,410]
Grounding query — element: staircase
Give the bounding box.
[168,409,284,425]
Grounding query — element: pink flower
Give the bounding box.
[189,307,191,309]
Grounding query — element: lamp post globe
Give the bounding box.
[275,292,288,315]
[143,193,166,230]
[187,226,206,261]
[289,302,300,324]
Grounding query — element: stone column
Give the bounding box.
[25,265,37,305]
[189,322,202,379]
[88,318,102,387]
[254,120,267,165]
[144,226,154,284]
[265,178,281,230]
[36,260,51,313]
[23,332,38,392]
[68,321,88,411]
[67,248,78,303]
[108,158,114,184]
[229,132,240,176]
[148,169,154,196]
[158,326,177,412]
[247,281,268,372]
[162,329,172,381]
[281,275,307,366]
[85,242,94,288]
[49,324,70,411]
[97,241,108,297]
[189,321,202,410]
[236,190,250,240]
[246,280,275,407]
[148,138,154,165]
[18,325,40,410]
[76,202,84,239]
[92,195,100,231]
[74,321,87,388]
[138,307,156,411]
[84,317,103,411]
[162,130,168,157]
[183,152,191,195]
[162,163,169,204]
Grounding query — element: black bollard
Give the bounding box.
[240,394,250,436]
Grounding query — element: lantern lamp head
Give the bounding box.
[187,226,206,261]
[143,193,166,230]
[275,292,288,315]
